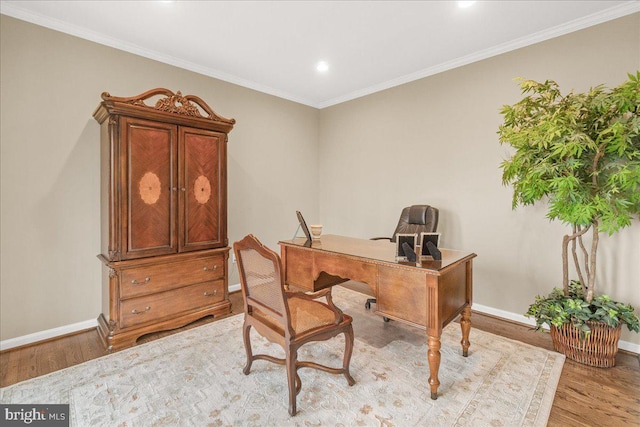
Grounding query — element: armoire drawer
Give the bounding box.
[120,255,225,299]
[120,279,225,329]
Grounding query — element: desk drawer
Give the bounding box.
[120,279,224,329]
[377,267,427,326]
[120,255,224,298]
[282,246,313,290]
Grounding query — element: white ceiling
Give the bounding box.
[2,1,639,108]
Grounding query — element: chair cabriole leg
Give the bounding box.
[242,322,253,375]
[286,347,298,416]
[343,326,356,386]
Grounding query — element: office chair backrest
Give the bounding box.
[391,205,439,242]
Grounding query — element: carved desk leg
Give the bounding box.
[460,306,471,357]
[427,335,441,400]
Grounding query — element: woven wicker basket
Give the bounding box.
[550,321,622,367]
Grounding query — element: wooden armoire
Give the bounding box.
[93,88,235,351]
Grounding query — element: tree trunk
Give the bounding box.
[562,234,570,295]
[585,221,599,303]
[564,224,591,297]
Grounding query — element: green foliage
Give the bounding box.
[500,74,640,334]
[498,72,640,235]
[526,281,640,338]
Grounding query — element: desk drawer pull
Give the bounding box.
[203,290,218,297]
[131,277,151,285]
[131,306,151,315]
[203,265,218,271]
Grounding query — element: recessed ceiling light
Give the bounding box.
[458,1,476,8]
[316,61,329,73]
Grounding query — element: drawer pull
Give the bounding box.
[203,290,218,297]
[203,265,218,271]
[131,306,151,314]
[131,277,151,285]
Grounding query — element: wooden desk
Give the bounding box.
[279,234,476,399]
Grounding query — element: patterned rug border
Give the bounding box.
[1,287,565,427]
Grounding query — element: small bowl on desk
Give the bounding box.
[310,224,323,240]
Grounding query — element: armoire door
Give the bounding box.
[120,117,177,259]
[179,127,226,251]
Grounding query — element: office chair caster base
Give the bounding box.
[383,317,390,322]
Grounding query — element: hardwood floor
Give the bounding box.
[471,312,640,426]
[1,289,638,426]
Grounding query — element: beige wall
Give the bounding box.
[318,13,640,346]
[1,13,639,348]
[0,15,319,341]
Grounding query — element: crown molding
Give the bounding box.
[0,2,316,107]
[317,2,640,108]
[2,2,639,110]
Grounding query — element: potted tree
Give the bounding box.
[498,72,640,367]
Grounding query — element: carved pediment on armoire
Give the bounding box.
[93,88,235,133]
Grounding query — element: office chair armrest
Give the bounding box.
[370,237,392,241]
[286,288,345,323]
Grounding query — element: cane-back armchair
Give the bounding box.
[233,234,356,416]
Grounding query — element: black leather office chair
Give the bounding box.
[366,204,439,310]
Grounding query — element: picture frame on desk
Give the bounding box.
[416,232,442,260]
[395,233,417,261]
[419,232,441,259]
[295,210,312,242]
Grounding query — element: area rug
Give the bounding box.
[0,286,564,426]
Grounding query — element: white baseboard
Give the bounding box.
[472,303,538,327]
[1,285,243,351]
[230,284,640,354]
[3,291,638,355]
[0,319,98,351]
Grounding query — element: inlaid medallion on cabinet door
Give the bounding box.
[179,126,227,252]
[122,118,177,260]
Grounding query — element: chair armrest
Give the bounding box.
[286,288,331,301]
[370,237,392,241]
[286,288,344,323]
